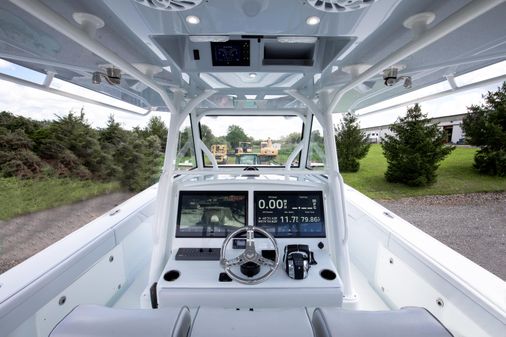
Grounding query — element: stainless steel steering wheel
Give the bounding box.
[220,226,279,284]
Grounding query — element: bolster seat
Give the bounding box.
[312,307,453,337]
[49,305,191,337]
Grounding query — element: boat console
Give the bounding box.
[156,186,343,309]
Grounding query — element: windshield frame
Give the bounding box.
[186,109,315,170]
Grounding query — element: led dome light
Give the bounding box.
[277,36,318,43]
[186,15,200,24]
[189,36,229,43]
[306,16,320,26]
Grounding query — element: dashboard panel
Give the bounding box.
[254,191,325,238]
[176,190,326,238]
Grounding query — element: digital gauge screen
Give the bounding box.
[211,40,250,66]
[254,191,325,238]
[176,191,247,238]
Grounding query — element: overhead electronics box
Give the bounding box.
[151,35,355,73]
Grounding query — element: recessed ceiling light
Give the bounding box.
[186,15,200,25]
[249,72,257,79]
[306,16,320,26]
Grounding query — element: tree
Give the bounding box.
[334,113,370,172]
[462,83,506,176]
[283,132,302,145]
[143,116,168,151]
[200,124,216,146]
[382,104,454,186]
[225,125,249,149]
[0,128,44,178]
[116,134,162,191]
[49,111,115,180]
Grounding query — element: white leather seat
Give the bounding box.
[49,305,191,337]
[312,307,453,337]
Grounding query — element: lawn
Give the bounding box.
[341,144,506,200]
[0,178,121,220]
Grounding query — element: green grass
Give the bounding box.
[0,178,121,220]
[341,144,506,200]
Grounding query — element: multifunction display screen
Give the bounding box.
[176,191,247,237]
[211,40,250,66]
[254,191,325,238]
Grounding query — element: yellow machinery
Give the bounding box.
[260,138,278,156]
[211,144,228,164]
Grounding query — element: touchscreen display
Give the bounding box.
[176,191,247,237]
[211,40,250,66]
[254,191,325,238]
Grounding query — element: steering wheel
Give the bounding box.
[220,226,279,284]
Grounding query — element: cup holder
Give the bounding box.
[320,269,336,281]
[164,270,180,282]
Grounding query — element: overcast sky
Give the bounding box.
[0,58,505,136]
[0,59,170,130]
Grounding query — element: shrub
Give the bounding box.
[0,110,167,190]
[0,128,44,178]
[116,134,162,191]
[335,113,370,172]
[462,82,506,176]
[382,104,454,186]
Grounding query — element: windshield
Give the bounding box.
[199,115,303,167]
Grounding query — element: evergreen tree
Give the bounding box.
[335,113,370,172]
[0,110,168,190]
[0,128,44,178]
[116,134,162,191]
[143,116,168,151]
[382,104,453,186]
[49,111,114,180]
[462,83,506,176]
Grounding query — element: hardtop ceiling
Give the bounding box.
[0,0,505,112]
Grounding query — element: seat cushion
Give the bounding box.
[49,305,191,337]
[312,307,453,337]
[190,307,314,337]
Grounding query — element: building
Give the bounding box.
[362,113,466,144]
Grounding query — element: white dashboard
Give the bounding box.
[156,178,343,309]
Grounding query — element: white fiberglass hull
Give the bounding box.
[0,184,504,337]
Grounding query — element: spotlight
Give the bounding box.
[403,76,412,89]
[92,71,101,84]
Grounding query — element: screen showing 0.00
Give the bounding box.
[254,191,325,238]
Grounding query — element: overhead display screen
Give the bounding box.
[176,191,247,237]
[211,40,250,66]
[254,191,325,238]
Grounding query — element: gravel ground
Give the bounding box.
[0,192,133,274]
[379,192,506,280]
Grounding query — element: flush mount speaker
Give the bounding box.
[135,0,202,11]
[308,0,376,13]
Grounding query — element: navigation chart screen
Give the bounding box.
[176,191,247,238]
[254,191,325,238]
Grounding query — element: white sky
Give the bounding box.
[354,61,506,128]
[0,58,505,133]
[200,115,303,139]
[0,59,170,130]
